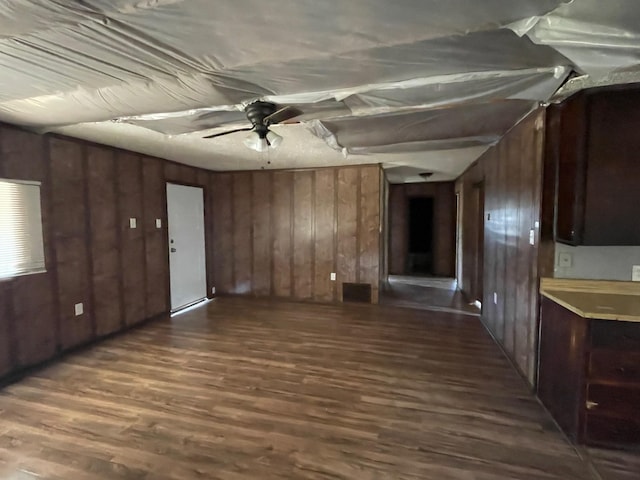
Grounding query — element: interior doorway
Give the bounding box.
[407,197,434,275]
[166,183,207,312]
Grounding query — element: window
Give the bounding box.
[0,179,46,279]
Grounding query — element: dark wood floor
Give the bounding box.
[0,297,637,479]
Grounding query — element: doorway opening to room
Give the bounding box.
[381,183,477,316]
[166,183,207,313]
[407,196,434,275]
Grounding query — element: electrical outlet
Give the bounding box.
[155,218,162,228]
[558,252,572,268]
[129,217,137,229]
[529,229,535,246]
[74,303,84,316]
[212,286,216,294]
[632,266,640,282]
[330,272,336,281]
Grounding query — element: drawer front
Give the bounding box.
[586,384,640,418]
[591,320,640,350]
[589,350,640,384]
[585,414,640,447]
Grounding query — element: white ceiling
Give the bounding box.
[1,0,639,182]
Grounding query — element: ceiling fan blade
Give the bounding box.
[264,105,304,125]
[203,127,253,139]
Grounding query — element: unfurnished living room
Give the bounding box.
[1,1,640,479]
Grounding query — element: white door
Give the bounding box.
[166,183,207,311]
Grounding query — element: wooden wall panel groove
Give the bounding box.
[118,153,146,327]
[252,172,272,297]
[50,138,93,350]
[0,124,216,384]
[293,171,313,300]
[210,165,381,304]
[272,172,293,298]
[87,146,122,337]
[359,166,380,303]
[314,169,336,302]
[211,174,233,294]
[456,110,545,387]
[1,129,57,367]
[337,168,359,300]
[143,157,169,317]
[232,173,252,295]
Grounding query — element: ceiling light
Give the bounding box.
[266,131,283,149]
[243,131,269,152]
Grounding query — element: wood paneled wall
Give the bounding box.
[388,182,456,277]
[0,124,214,381]
[456,110,545,386]
[211,165,382,303]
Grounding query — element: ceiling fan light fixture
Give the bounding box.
[243,131,269,152]
[266,130,283,149]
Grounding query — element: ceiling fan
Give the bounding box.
[202,101,302,152]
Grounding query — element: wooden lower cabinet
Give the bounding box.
[538,297,640,448]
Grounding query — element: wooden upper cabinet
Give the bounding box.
[549,87,640,246]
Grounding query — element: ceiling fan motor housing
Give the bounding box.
[245,101,277,137]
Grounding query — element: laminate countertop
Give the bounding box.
[540,278,640,323]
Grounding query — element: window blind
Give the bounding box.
[0,179,46,279]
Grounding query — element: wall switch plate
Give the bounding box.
[74,303,84,316]
[558,252,572,268]
[155,218,162,228]
[129,218,137,229]
[632,266,640,282]
[493,292,498,305]
[529,229,535,246]
[330,272,336,281]
[212,287,216,294]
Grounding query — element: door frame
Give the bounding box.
[164,180,212,311]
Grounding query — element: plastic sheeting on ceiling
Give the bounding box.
[0,0,639,181]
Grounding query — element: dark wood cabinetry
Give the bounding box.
[546,86,640,245]
[538,297,640,448]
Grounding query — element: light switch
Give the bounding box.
[529,229,535,246]
[330,272,336,281]
[632,266,640,282]
[156,218,162,228]
[493,292,498,305]
[129,218,137,229]
[74,303,84,316]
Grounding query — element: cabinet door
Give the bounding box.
[583,89,640,245]
[554,93,588,245]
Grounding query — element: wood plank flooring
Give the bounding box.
[0,297,636,479]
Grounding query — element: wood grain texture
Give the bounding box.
[0,297,612,479]
[0,124,213,384]
[293,171,314,300]
[337,168,359,300]
[118,152,146,327]
[359,166,380,303]
[541,278,640,296]
[142,156,169,317]
[272,171,293,297]
[1,129,58,367]
[87,146,122,336]
[50,137,94,350]
[252,172,272,297]
[211,173,234,294]
[456,110,545,386]
[232,173,252,295]
[313,169,336,303]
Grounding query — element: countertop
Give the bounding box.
[540,278,640,323]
